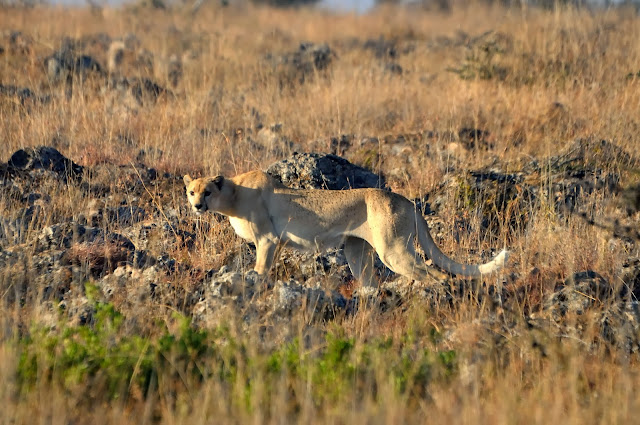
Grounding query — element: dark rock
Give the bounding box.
[458,127,491,150]
[273,279,347,321]
[621,258,640,300]
[132,250,154,268]
[110,206,149,226]
[1,84,33,99]
[75,55,103,75]
[363,37,397,59]
[0,84,50,105]
[43,42,104,99]
[8,31,32,54]
[37,221,135,271]
[99,265,161,302]
[0,204,44,245]
[23,192,50,205]
[266,152,386,190]
[7,146,83,180]
[267,42,335,85]
[130,77,170,103]
[80,32,112,51]
[328,134,352,155]
[136,147,164,163]
[168,54,182,88]
[293,42,333,71]
[363,36,415,59]
[600,301,640,353]
[108,75,172,106]
[87,201,149,227]
[0,248,73,307]
[38,222,99,251]
[384,62,403,75]
[434,169,533,235]
[156,253,177,273]
[555,138,637,170]
[534,270,640,354]
[126,220,196,254]
[436,139,623,237]
[544,271,613,319]
[44,46,104,81]
[618,184,640,216]
[468,169,522,186]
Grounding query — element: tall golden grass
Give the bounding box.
[1,1,640,423]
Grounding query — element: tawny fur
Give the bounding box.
[184,171,508,286]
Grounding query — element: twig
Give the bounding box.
[129,161,180,241]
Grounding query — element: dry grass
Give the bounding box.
[1,1,640,424]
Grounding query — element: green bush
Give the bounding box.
[15,291,457,414]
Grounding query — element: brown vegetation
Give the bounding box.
[1,1,640,424]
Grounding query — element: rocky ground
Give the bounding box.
[1,141,638,353]
[3,7,640,420]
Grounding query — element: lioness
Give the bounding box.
[184,171,508,286]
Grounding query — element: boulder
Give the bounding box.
[8,146,83,180]
[266,152,386,190]
[543,271,614,319]
[273,279,348,320]
[267,42,334,85]
[0,84,50,105]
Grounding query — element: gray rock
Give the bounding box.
[37,222,136,277]
[38,222,103,251]
[266,152,386,190]
[556,137,637,170]
[274,279,305,312]
[274,279,348,321]
[58,294,95,326]
[530,271,640,354]
[280,248,349,281]
[600,301,640,353]
[0,205,43,246]
[125,221,196,253]
[88,204,148,227]
[0,246,72,307]
[192,268,351,323]
[99,265,160,302]
[433,139,623,236]
[209,269,263,299]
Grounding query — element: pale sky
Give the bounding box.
[49,0,377,12]
[320,0,376,13]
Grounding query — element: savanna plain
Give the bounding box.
[1,1,640,423]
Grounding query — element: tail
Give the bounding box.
[416,218,509,277]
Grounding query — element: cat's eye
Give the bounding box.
[204,191,211,197]
[189,191,195,196]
